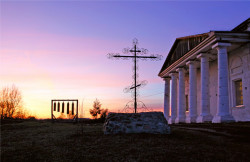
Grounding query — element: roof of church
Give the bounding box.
[159,33,209,75]
[159,18,250,76]
[232,18,250,32]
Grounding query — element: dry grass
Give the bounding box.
[1,120,250,162]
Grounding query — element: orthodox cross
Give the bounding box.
[108,38,162,113]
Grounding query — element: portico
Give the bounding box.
[159,18,250,124]
[162,44,235,124]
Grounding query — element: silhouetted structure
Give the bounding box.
[108,38,162,113]
[51,99,78,122]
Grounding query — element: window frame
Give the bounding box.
[234,79,243,106]
[185,95,189,112]
[232,78,244,108]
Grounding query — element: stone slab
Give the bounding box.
[103,112,171,134]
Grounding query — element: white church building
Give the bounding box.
[159,18,250,124]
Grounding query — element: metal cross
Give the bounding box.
[108,38,162,113]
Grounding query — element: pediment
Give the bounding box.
[159,33,209,74]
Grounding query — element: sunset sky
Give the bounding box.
[0,1,250,119]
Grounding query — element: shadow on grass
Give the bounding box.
[1,120,250,161]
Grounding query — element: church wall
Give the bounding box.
[229,43,250,121]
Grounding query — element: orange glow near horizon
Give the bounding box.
[1,41,164,119]
[0,9,165,119]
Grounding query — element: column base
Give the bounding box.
[196,115,213,123]
[175,116,186,124]
[186,116,197,123]
[212,115,235,123]
[168,117,176,124]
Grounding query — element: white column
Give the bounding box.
[175,68,186,123]
[186,61,197,123]
[168,73,178,124]
[196,53,213,123]
[163,77,170,120]
[212,42,235,123]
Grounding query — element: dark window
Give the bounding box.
[235,80,243,106]
[185,95,189,111]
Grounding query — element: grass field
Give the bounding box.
[1,120,250,162]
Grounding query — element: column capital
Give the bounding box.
[186,60,198,66]
[212,42,231,49]
[163,77,171,81]
[197,53,210,59]
[176,67,185,72]
[169,72,178,77]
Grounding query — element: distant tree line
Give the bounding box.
[0,85,35,119]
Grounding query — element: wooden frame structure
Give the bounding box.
[51,99,78,123]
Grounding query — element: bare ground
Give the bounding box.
[1,120,250,162]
